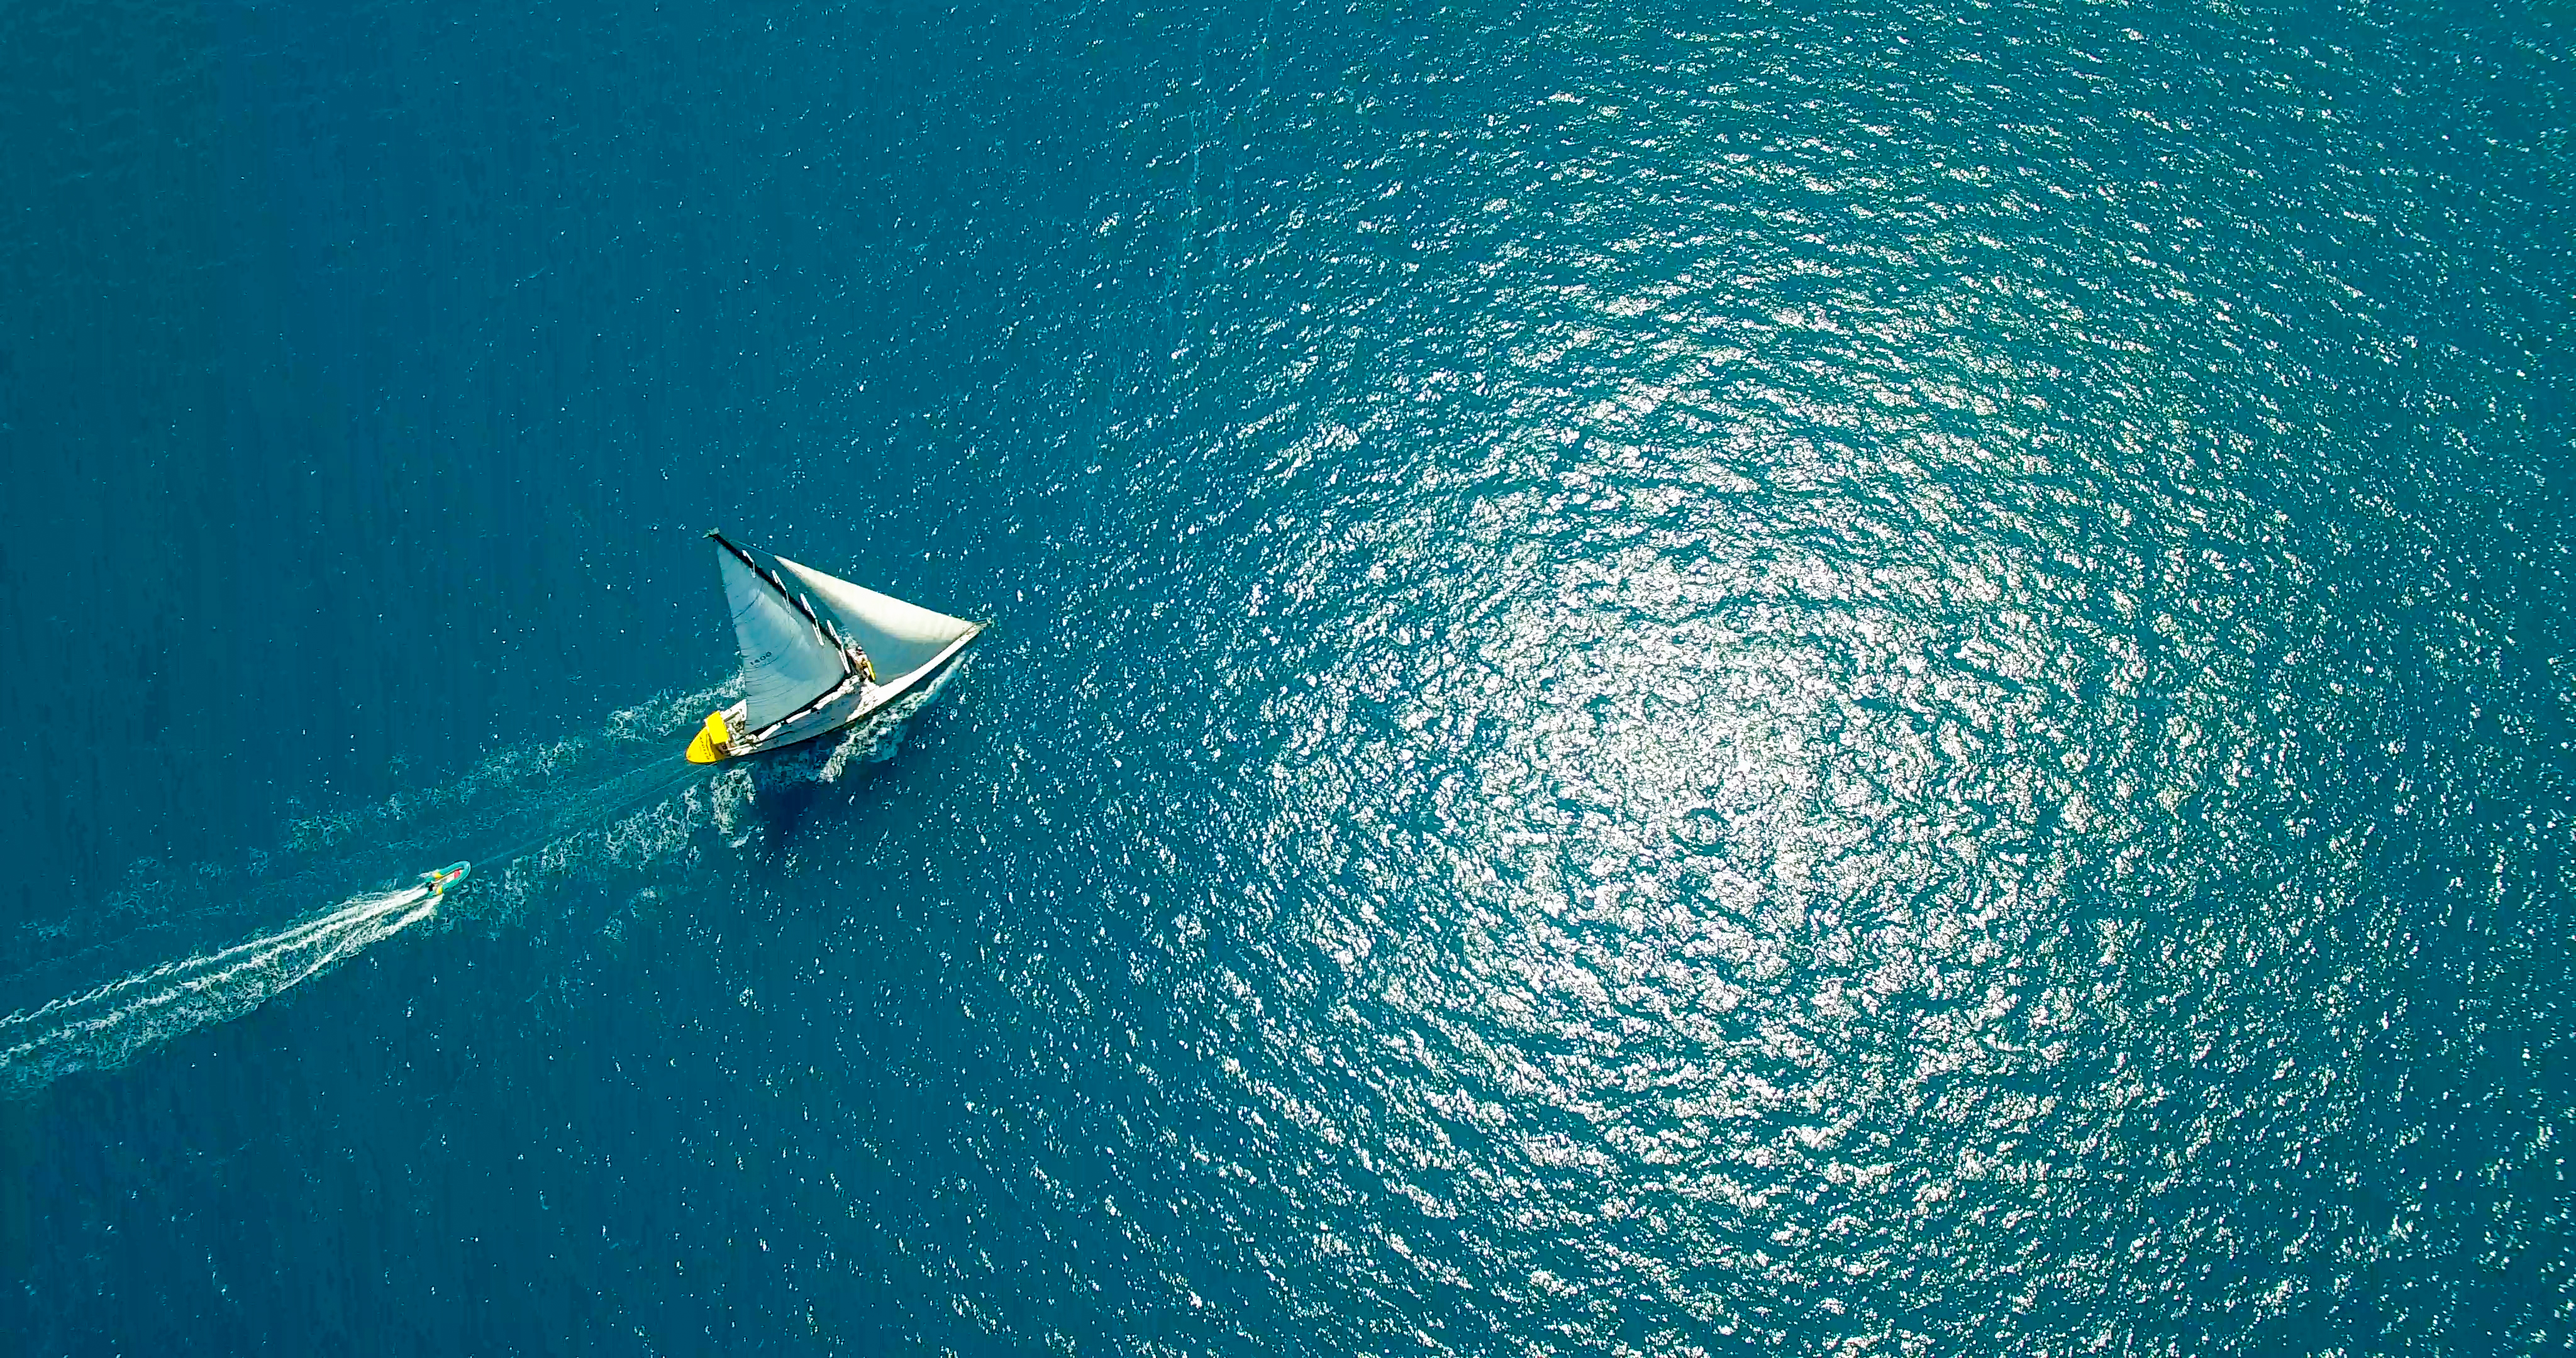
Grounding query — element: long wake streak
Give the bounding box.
[0,886,440,1098]
[0,758,699,1100]
[0,723,712,1100]
[0,663,970,1100]
[0,754,705,1101]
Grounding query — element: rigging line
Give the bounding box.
[460,756,709,875]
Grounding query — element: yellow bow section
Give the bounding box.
[684,710,733,764]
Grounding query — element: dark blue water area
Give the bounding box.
[4,0,2576,1352]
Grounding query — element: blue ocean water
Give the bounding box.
[3,0,2572,1350]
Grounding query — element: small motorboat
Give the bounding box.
[417,861,471,896]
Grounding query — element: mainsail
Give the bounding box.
[713,536,850,730]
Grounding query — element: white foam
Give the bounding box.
[0,886,440,1098]
[0,664,974,1099]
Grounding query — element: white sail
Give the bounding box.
[772,555,982,688]
[715,541,849,730]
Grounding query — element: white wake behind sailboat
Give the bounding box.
[684,531,985,764]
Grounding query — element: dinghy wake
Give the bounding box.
[0,885,441,1099]
[0,686,724,1099]
[0,663,975,1101]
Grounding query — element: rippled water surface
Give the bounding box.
[3,0,2570,1352]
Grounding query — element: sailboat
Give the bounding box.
[684,531,985,763]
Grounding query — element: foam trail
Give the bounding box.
[0,666,976,1100]
[0,885,440,1098]
[0,753,708,1101]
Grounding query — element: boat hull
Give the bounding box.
[688,624,982,763]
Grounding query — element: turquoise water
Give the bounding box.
[3,0,2571,1351]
